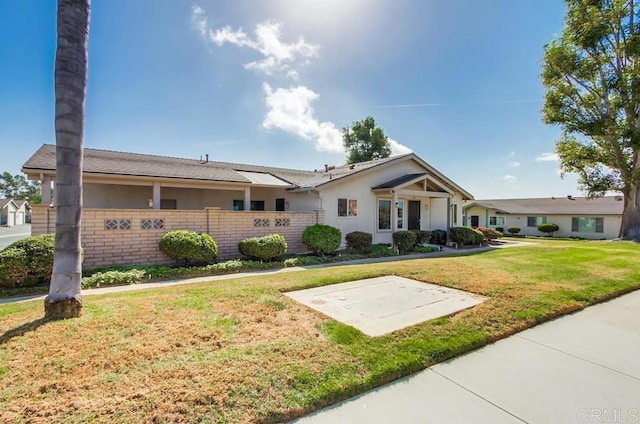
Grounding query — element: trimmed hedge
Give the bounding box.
[410,230,431,246]
[0,234,56,288]
[477,226,503,240]
[301,224,342,256]
[393,231,417,254]
[538,222,559,237]
[345,231,373,253]
[430,229,447,245]
[449,226,484,246]
[82,269,146,289]
[507,226,521,234]
[238,234,287,262]
[159,230,218,266]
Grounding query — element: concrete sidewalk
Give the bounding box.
[292,290,640,424]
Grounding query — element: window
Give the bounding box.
[397,200,404,229]
[453,204,458,225]
[233,200,265,211]
[489,216,505,226]
[527,216,547,227]
[275,198,285,211]
[160,199,177,210]
[338,198,357,217]
[378,199,391,230]
[572,217,604,233]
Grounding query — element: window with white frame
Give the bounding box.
[397,200,405,229]
[572,217,604,233]
[338,198,357,217]
[489,216,505,226]
[527,216,547,227]
[378,199,391,230]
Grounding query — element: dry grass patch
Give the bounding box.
[1,239,639,422]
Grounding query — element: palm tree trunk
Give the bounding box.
[44,0,90,319]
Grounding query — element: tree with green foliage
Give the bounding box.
[342,116,391,164]
[0,172,41,203]
[542,0,640,240]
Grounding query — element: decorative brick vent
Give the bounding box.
[275,218,290,227]
[254,218,270,227]
[141,219,152,230]
[153,219,164,229]
[105,219,118,230]
[118,220,131,230]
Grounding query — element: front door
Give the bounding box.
[470,215,479,227]
[408,200,421,230]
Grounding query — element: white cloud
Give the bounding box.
[508,151,516,158]
[388,138,413,156]
[507,161,521,168]
[535,152,559,162]
[262,83,343,152]
[504,175,517,182]
[192,6,318,78]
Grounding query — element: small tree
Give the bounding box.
[507,226,521,235]
[538,223,560,237]
[342,116,391,164]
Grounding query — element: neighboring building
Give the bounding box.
[462,196,624,239]
[22,144,473,267]
[0,198,30,227]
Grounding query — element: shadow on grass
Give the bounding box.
[0,317,51,345]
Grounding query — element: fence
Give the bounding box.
[31,205,324,269]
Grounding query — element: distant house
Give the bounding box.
[0,198,30,227]
[462,196,624,239]
[22,144,473,268]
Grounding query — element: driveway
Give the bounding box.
[292,290,640,423]
[0,224,31,250]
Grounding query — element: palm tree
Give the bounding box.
[44,0,91,319]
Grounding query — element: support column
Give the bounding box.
[244,187,251,211]
[447,197,451,230]
[391,190,398,233]
[153,182,161,209]
[41,175,52,205]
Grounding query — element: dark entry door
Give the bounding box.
[470,215,479,227]
[408,200,421,230]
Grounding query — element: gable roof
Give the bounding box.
[464,196,624,215]
[0,199,18,209]
[22,144,472,198]
[372,173,428,190]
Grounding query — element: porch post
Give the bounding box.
[391,190,398,233]
[447,196,451,230]
[244,186,251,211]
[41,175,52,205]
[153,182,161,209]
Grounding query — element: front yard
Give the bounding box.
[1,239,639,423]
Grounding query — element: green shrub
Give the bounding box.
[495,227,504,233]
[449,226,484,246]
[538,223,559,237]
[0,248,29,288]
[477,227,503,240]
[507,226,521,234]
[430,229,448,245]
[0,234,56,288]
[413,245,439,253]
[345,231,372,253]
[283,256,324,267]
[301,224,341,256]
[82,269,146,289]
[369,243,397,257]
[393,231,417,254]
[159,230,218,266]
[238,234,287,261]
[410,230,431,246]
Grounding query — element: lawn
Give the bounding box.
[1,239,639,423]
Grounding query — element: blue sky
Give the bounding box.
[0,0,578,199]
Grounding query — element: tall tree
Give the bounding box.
[342,116,392,164]
[542,0,640,240]
[0,172,41,202]
[45,0,90,319]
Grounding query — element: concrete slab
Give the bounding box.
[285,276,487,336]
[291,368,521,424]
[432,334,640,423]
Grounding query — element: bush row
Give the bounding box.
[0,234,56,289]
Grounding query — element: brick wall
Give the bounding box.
[31,205,324,269]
